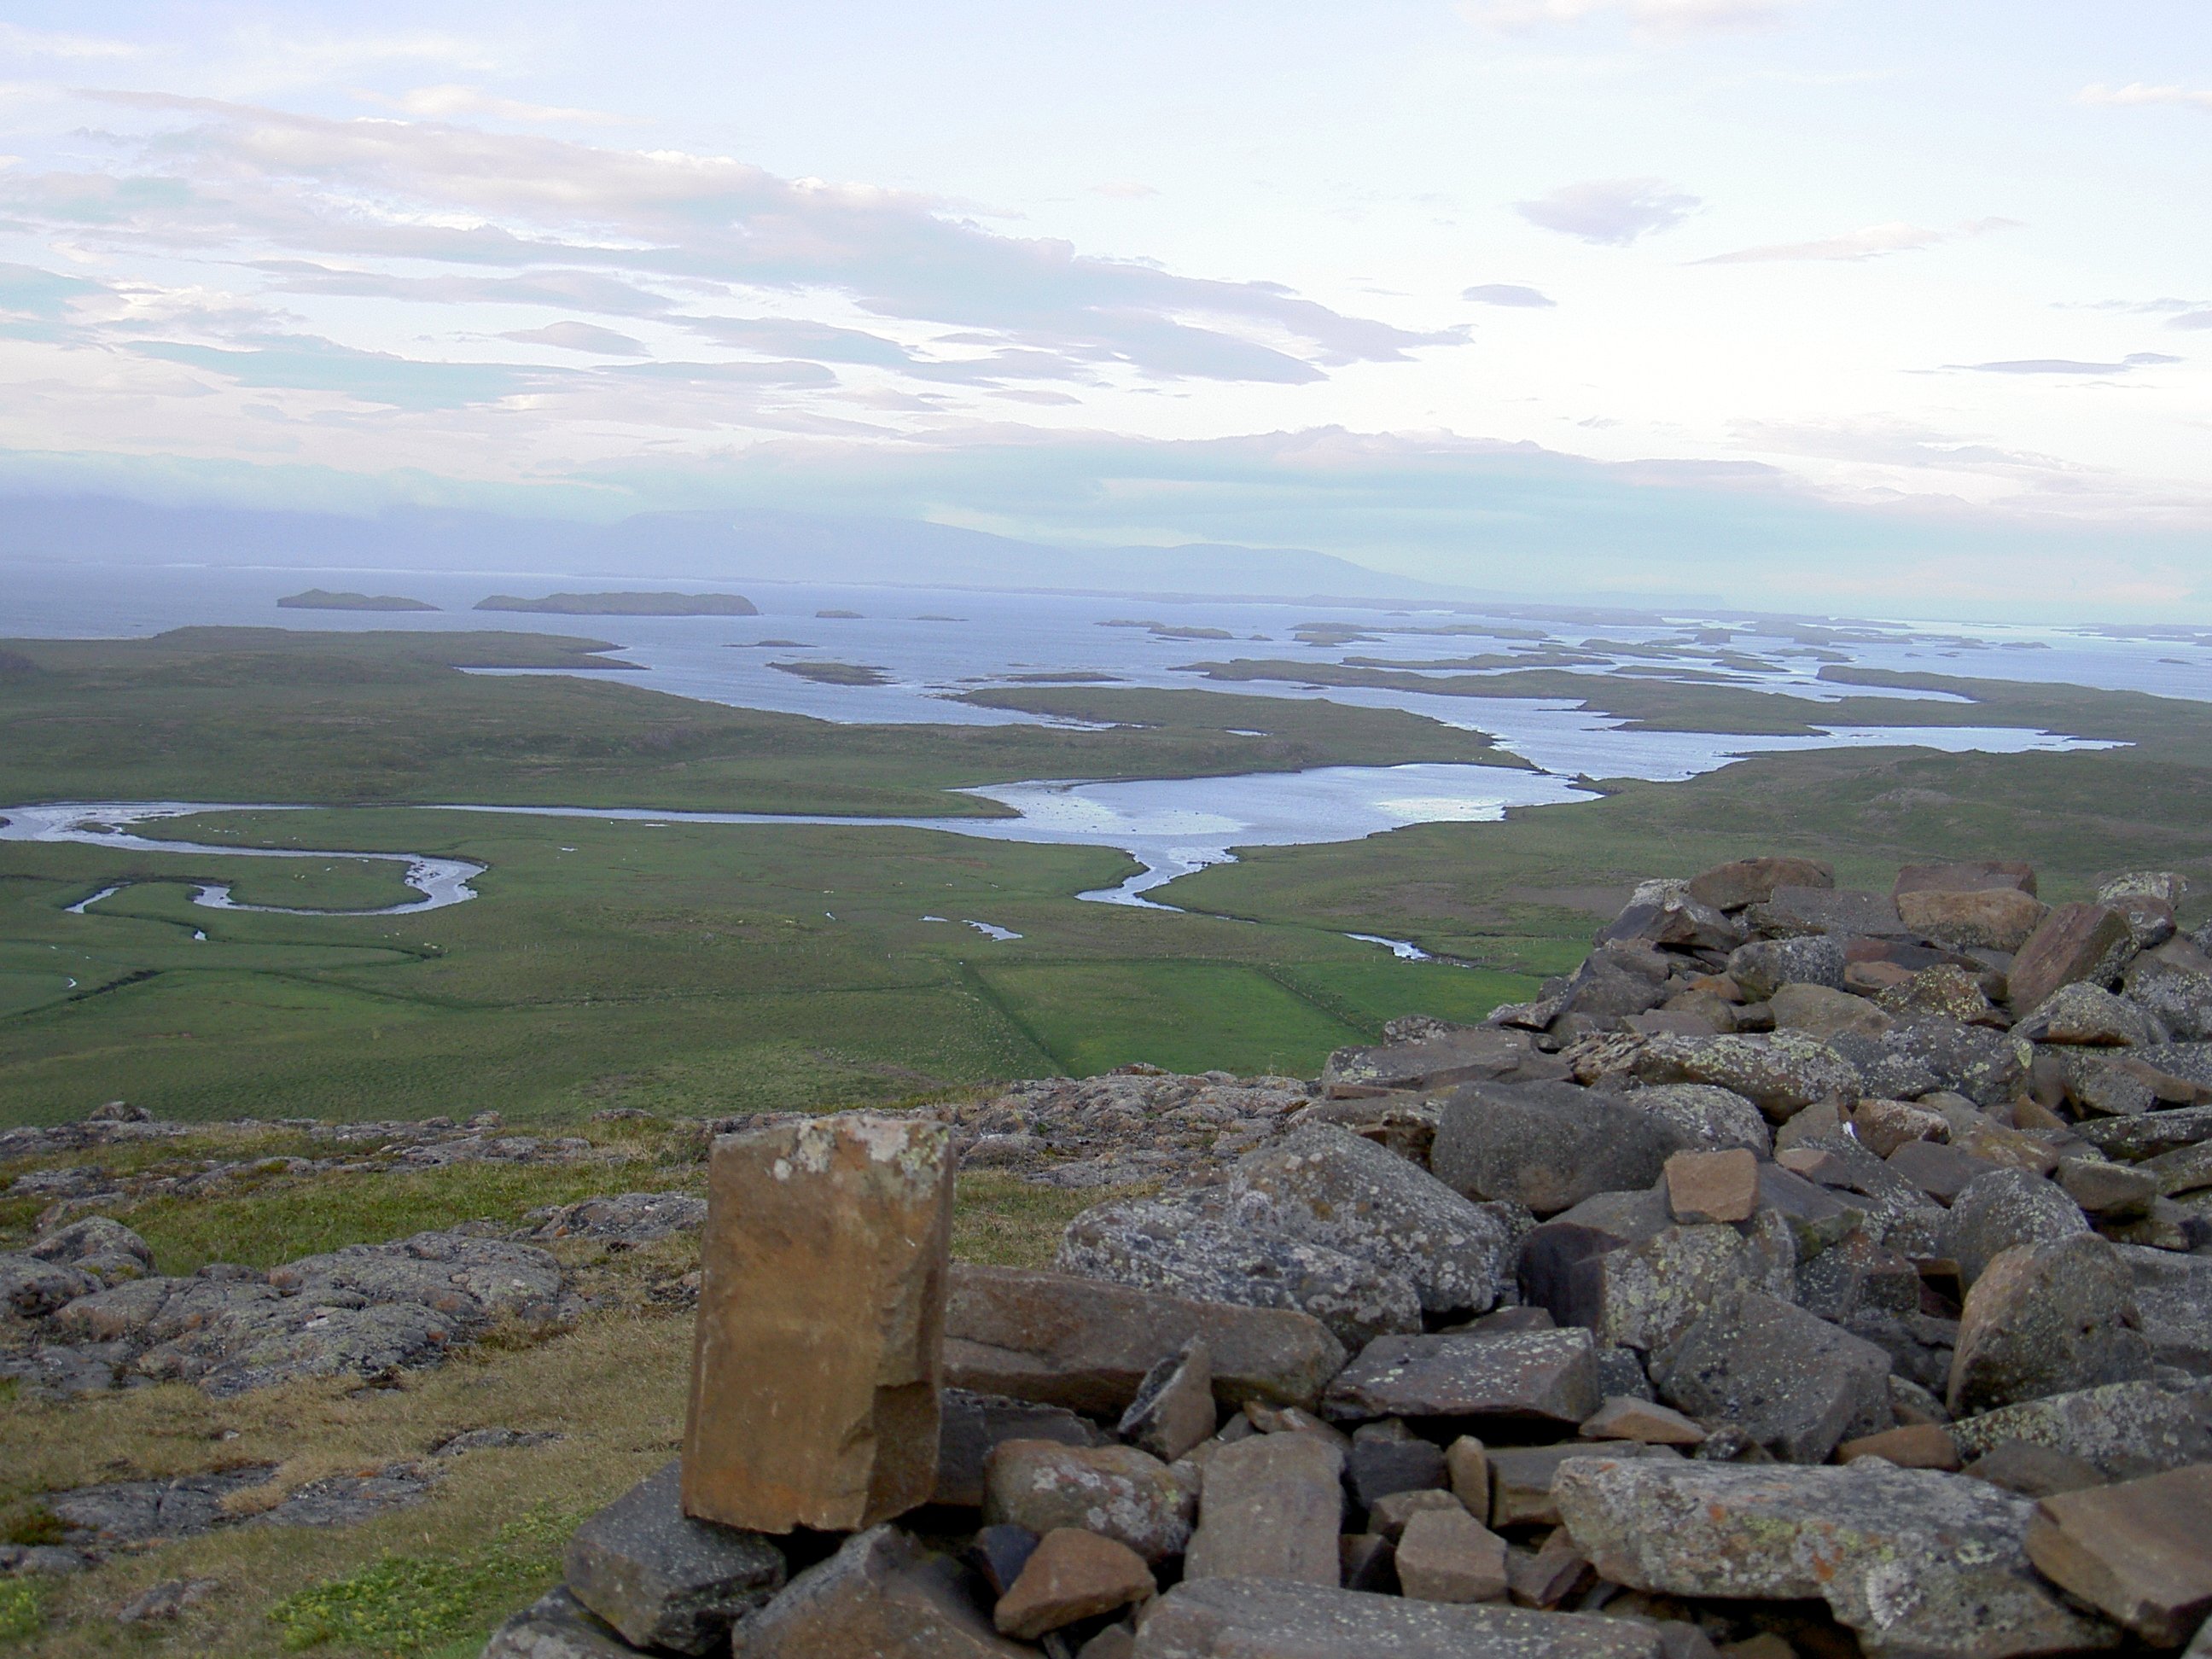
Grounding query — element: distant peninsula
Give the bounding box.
[474,591,759,616]
[277,589,439,612]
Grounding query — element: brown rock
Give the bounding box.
[1663,1150,1760,1225]
[2007,903,2138,1014]
[2025,1465,2212,1645]
[992,1528,1154,1640]
[730,1525,1032,1659]
[1893,860,2038,899]
[1896,888,2051,953]
[682,1113,952,1534]
[1447,1435,1491,1511]
[936,1390,1107,1508]
[1770,983,1892,1041]
[1580,1396,1707,1447]
[944,1264,1347,1415]
[1835,1423,1960,1470]
[1133,1577,1667,1659]
[1961,1439,2109,1499]
[1947,1237,2154,1416]
[1369,1487,1466,1540]
[1850,1097,1950,1158]
[983,1441,1196,1563]
[1183,1431,1343,1585]
[1117,1340,1216,1464]
[1395,1505,1510,1604]
[1689,857,1836,913]
[1509,1528,1595,1609]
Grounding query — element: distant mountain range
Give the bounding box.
[0,495,1455,603]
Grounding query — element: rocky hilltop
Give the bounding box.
[479,853,2212,1659]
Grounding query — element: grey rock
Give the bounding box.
[1132,1577,1663,1659]
[527,1191,707,1245]
[113,1577,218,1623]
[1940,1169,2088,1287]
[1797,1231,1921,1324]
[2123,949,2212,1043]
[482,1586,641,1659]
[29,1216,153,1284]
[2075,1102,2212,1161]
[2111,1247,2212,1377]
[1746,885,1911,940]
[2140,1138,2212,1197]
[938,1389,1107,1508]
[1557,944,1674,1021]
[2012,983,2168,1047]
[1183,1432,1344,1585]
[1580,1224,1796,1355]
[1948,1236,2155,1416]
[1553,1455,2115,1659]
[1323,1026,1568,1097]
[1620,1085,1772,1156]
[1860,1019,2034,1109]
[1057,1194,1419,1349]
[562,1461,785,1655]
[0,1253,96,1319]
[1654,1291,1891,1464]
[2057,1157,2157,1219]
[1347,1418,1447,1510]
[1430,1081,1681,1215]
[1323,1330,1600,1425]
[1228,1126,1520,1317]
[47,1464,276,1545]
[1726,936,1845,1000]
[730,1525,1033,1658]
[1780,1134,1943,1253]
[1947,1380,2212,1477]
[1598,885,1743,953]
[1626,1033,1861,1121]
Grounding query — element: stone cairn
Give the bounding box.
[490,857,2212,1658]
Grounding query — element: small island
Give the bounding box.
[278,589,439,612]
[474,591,759,617]
[770,660,892,686]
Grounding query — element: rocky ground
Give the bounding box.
[492,854,2212,1659]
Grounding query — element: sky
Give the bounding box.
[1,2,2209,615]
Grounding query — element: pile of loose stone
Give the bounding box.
[490,851,2212,1659]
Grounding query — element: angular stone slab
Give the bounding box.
[1183,1432,1344,1586]
[563,1460,784,1654]
[483,1586,642,1659]
[983,1441,1196,1564]
[1691,856,1835,912]
[1134,1577,1663,1659]
[1323,1330,1599,1425]
[944,1264,1347,1414]
[2008,903,2137,1014]
[2026,1465,2212,1646]
[1323,1027,1568,1097]
[682,1114,953,1534]
[730,1525,1033,1659]
[1947,1381,2212,1478]
[1654,1290,1889,1464]
[935,1388,1106,1509]
[1553,1456,2116,1659]
[1948,1237,2152,1416]
[1431,1081,1683,1215]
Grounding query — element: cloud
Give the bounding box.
[1697,217,2017,265]
[2076,82,2212,112]
[130,335,546,410]
[1948,352,2182,376]
[355,84,636,125]
[0,23,146,59]
[1463,282,1556,307]
[2169,311,2212,331]
[498,320,646,354]
[1091,182,1159,199]
[1461,0,1798,33]
[7,94,1456,391]
[1516,178,1699,245]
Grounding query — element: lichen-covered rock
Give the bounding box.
[1430,1081,1684,1214]
[1553,1457,2116,1659]
[2113,1246,2212,1377]
[28,1217,154,1285]
[1948,1236,2155,1416]
[1947,1380,2212,1478]
[1849,1019,2034,1109]
[1726,936,1846,1000]
[1877,964,2010,1028]
[2012,984,2167,1048]
[1896,886,2051,952]
[527,1191,707,1245]
[1580,1224,1796,1355]
[0,1253,96,1320]
[1138,1577,1663,1659]
[1323,1026,1568,1097]
[2009,903,2139,1014]
[1056,1193,1421,1348]
[562,1461,785,1655]
[1618,1085,1771,1156]
[1625,1033,1860,1122]
[730,1525,1033,1659]
[1941,1169,2088,1287]
[482,1586,643,1659]
[1323,1330,1600,1425]
[2123,946,2212,1043]
[1769,982,1892,1041]
[1653,1290,1890,1464]
[982,1440,1196,1563]
[1227,1126,1520,1317]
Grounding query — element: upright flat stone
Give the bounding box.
[1182,1432,1344,1586]
[682,1114,953,1534]
[1324,1330,1599,1425]
[562,1461,785,1655]
[944,1264,1346,1413]
[1132,1578,1664,1659]
[1553,1457,2115,1659]
[2025,1466,2212,1646]
[2008,903,2137,1014]
[730,1525,1033,1659]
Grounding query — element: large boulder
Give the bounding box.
[2012,983,2168,1047]
[1322,1025,1568,1097]
[1227,1126,1520,1317]
[2113,1247,2212,1377]
[682,1114,952,1534]
[1553,1456,2115,1659]
[1056,1194,1420,1348]
[1948,1380,2212,1478]
[2008,903,2139,1013]
[1940,1170,2088,1287]
[2024,1465,2212,1646]
[1618,1084,1771,1155]
[1896,887,2051,952]
[1626,1033,1860,1122]
[1746,885,1911,940]
[1689,856,1835,912]
[1574,1223,1796,1355]
[2123,944,2212,1043]
[1726,936,1845,1001]
[1894,859,2038,899]
[1132,1577,1664,1659]
[1653,1290,1890,1464]
[1430,1081,1681,1215]
[1595,883,1743,952]
[1949,1237,2156,1416]
[982,1441,1196,1563]
[1840,1019,2033,1109]
[942,1264,1347,1414]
